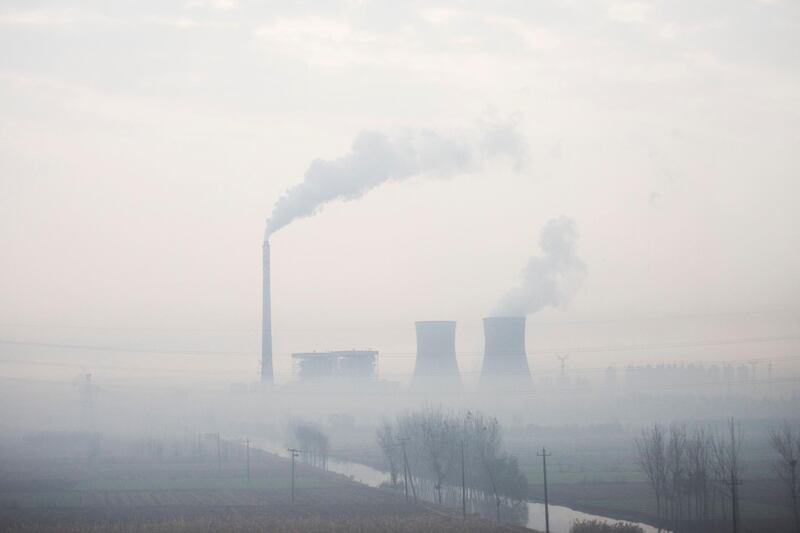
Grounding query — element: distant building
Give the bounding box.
[291,350,378,381]
[623,362,753,392]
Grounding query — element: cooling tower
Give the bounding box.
[261,240,273,383]
[411,321,460,387]
[480,316,531,384]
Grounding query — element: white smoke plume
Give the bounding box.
[265,116,527,238]
[492,216,586,317]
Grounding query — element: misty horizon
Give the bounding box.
[1,2,799,532]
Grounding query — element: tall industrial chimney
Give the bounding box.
[411,321,460,388]
[261,240,273,383]
[480,316,531,384]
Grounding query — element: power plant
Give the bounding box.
[260,241,533,389]
[261,240,273,383]
[480,316,532,384]
[411,321,460,387]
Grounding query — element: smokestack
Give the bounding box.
[261,240,273,383]
[412,321,460,388]
[480,316,531,384]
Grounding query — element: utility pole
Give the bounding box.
[537,447,552,533]
[557,355,569,387]
[245,438,250,483]
[730,420,741,533]
[402,449,409,502]
[288,448,300,503]
[557,354,568,375]
[731,472,739,533]
[393,439,408,502]
[216,433,222,474]
[719,419,742,533]
[461,440,467,519]
[399,438,416,502]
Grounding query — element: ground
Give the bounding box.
[0,438,534,532]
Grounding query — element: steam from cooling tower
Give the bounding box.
[492,216,586,317]
[264,116,527,237]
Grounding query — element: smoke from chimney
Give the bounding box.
[492,216,586,317]
[264,115,527,237]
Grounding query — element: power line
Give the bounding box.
[2,333,798,360]
[0,339,252,356]
[528,334,800,355]
[2,352,799,380]
[1,306,796,332]
[1,374,799,396]
[0,357,254,376]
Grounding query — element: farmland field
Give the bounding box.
[0,436,533,532]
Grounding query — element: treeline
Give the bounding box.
[377,408,527,520]
[636,419,800,533]
[292,422,330,469]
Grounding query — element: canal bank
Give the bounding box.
[252,440,660,533]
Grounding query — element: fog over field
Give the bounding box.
[1,1,799,532]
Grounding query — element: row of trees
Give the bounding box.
[377,408,527,521]
[636,419,800,533]
[292,422,330,469]
[769,421,800,533]
[635,419,741,532]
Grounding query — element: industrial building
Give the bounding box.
[291,350,379,381]
[261,239,531,389]
[261,240,273,383]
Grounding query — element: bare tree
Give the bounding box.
[377,421,401,486]
[378,408,527,522]
[293,422,329,469]
[637,423,725,532]
[471,415,503,522]
[685,427,713,523]
[713,418,743,533]
[419,408,458,504]
[769,421,800,533]
[666,424,687,530]
[635,423,667,531]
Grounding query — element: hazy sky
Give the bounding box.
[1,0,798,384]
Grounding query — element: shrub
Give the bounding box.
[570,519,644,533]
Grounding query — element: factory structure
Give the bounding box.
[261,239,534,388]
[480,316,532,384]
[261,240,273,384]
[258,236,776,398]
[291,350,378,381]
[411,321,460,388]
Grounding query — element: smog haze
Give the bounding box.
[1,2,799,532]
